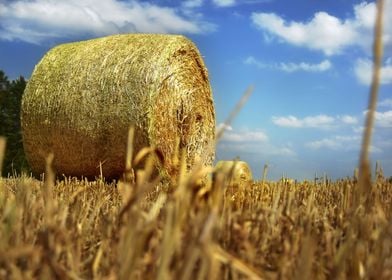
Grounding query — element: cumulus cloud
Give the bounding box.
[217,124,268,142]
[353,126,365,134]
[273,147,296,157]
[217,130,296,160]
[218,142,296,158]
[272,115,335,128]
[244,56,332,72]
[279,60,332,73]
[251,11,356,55]
[212,0,236,7]
[306,135,382,153]
[216,123,233,132]
[340,115,358,125]
[222,130,268,142]
[182,0,204,9]
[272,114,358,129]
[307,138,344,150]
[217,126,296,157]
[356,110,392,131]
[374,110,392,128]
[0,0,215,44]
[379,98,392,108]
[251,1,392,56]
[354,57,392,85]
[306,135,360,150]
[216,123,233,137]
[212,0,270,7]
[362,110,392,128]
[244,56,268,69]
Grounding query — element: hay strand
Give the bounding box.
[357,0,384,207]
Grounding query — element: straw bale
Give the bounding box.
[215,160,253,185]
[21,34,215,179]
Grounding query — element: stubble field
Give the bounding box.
[1,163,391,279]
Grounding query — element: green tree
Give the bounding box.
[0,70,29,176]
[0,70,10,137]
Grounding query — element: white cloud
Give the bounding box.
[272,116,303,128]
[353,126,365,134]
[375,110,392,128]
[307,138,343,150]
[379,98,392,108]
[217,127,295,157]
[274,147,296,157]
[221,130,268,142]
[217,125,268,150]
[339,115,358,125]
[306,135,361,150]
[182,0,204,9]
[243,56,267,69]
[272,114,359,129]
[212,0,272,8]
[212,0,236,7]
[272,115,335,128]
[362,110,392,128]
[251,11,357,55]
[306,135,383,154]
[251,1,392,56]
[218,142,296,158]
[216,123,233,132]
[354,57,392,85]
[370,146,383,154]
[244,56,332,73]
[279,60,332,73]
[0,0,215,44]
[335,135,361,142]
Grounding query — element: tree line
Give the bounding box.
[0,69,29,176]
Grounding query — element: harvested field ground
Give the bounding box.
[1,170,391,279]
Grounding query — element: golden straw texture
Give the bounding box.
[215,160,253,185]
[21,34,215,178]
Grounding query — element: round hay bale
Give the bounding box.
[21,34,215,179]
[215,160,253,185]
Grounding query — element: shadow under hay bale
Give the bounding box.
[21,34,215,179]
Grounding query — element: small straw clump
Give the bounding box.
[21,34,215,179]
[215,160,253,186]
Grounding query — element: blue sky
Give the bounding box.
[1,0,391,180]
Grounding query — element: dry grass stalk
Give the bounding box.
[124,126,135,183]
[0,137,5,176]
[261,164,268,184]
[357,0,384,207]
[21,34,215,179]
[1,164,392,279]
[216,86,253,140]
